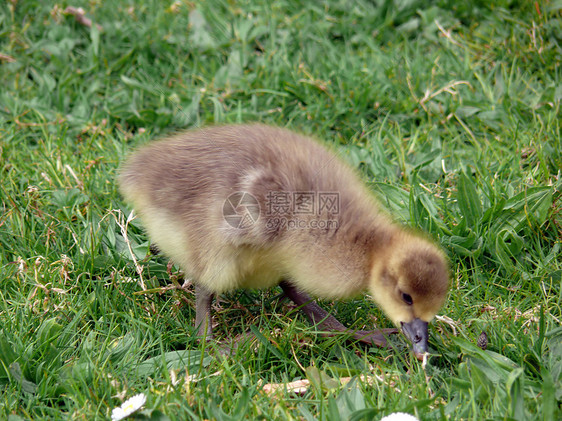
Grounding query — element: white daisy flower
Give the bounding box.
[380,412,419,421]
[111,393,147,421]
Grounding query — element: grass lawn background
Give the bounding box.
[1,0,560,419]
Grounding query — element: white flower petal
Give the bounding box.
[380,412,419,421]
[111,393,147,421]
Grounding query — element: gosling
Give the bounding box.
[118,124,449,357]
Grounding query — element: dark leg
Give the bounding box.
[195,284,214,338]
[194,284,254,356]
[279,281,397,347]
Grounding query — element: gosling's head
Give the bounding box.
[370,234,449,357]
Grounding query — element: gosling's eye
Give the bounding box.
[402,292,413,305]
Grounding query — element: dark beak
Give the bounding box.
[401,318,429,359]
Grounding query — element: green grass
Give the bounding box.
[1,0,561,419]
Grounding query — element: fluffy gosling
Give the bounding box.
[118,124,449,357]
